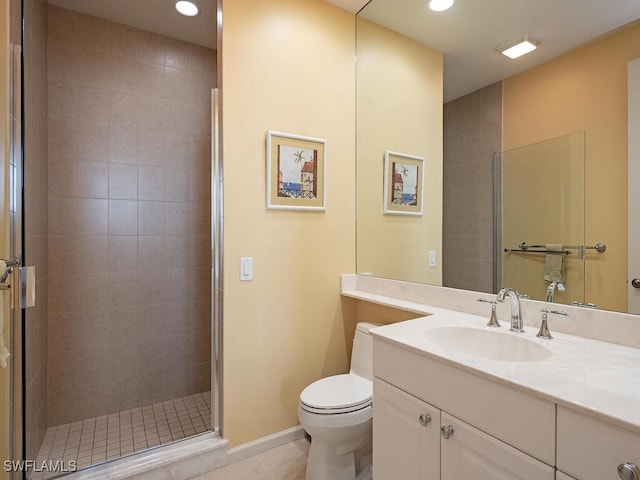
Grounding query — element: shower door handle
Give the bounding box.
[18,266,36,308]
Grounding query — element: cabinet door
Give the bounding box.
[556,472,577,480]
[557,406,640,480]
[373,378,440,480]
[440,412,555,480]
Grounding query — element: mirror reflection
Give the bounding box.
[356,15,443,285]
[356,1,640,315]
[501,132,586,306]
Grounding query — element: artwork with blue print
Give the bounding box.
[277,145,318,199]
[391,161,419,206]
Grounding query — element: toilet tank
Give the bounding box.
[349,322,382,381]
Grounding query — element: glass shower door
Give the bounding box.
[501,131,586,305]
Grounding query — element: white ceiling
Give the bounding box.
[334,0,640,102]
[49,0,640,102]
[47,0,217,48]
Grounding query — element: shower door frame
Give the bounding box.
[10,44,24,479]
[211,87,223,437]
[7,0,26,473]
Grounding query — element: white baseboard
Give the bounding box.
[226,425,307,464]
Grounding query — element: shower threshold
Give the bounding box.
[31,391,211,480]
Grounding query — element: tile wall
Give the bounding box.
[45,5,216,425]
[443,82,502,293]
[23,0,49,460]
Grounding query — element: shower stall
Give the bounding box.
[8,0,221,477]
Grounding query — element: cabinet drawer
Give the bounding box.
[441,412,555,480]
[374,338,556,465]
[557,406,640,480]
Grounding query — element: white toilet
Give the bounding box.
[298,322,380,480]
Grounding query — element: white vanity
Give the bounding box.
[342,275,640,480]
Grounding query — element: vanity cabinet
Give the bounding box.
[373,378,440,479]
[373,336,640,480]
[373,338,556,462]
[373,378,554,480]
[557,406,640,480]
[440,412,554,479]
[556,472,577,480]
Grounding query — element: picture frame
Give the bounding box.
[266,130,327,211]
[383,150,424,216]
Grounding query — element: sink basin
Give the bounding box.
[425,326,552,362]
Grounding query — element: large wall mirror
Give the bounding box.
[356,0,640,315]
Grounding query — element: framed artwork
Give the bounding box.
[266,130,327,211]
[383,150,424,216]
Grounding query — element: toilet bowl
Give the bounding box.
[298,322,380,480]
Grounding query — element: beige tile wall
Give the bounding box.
[45,5,215,426]
[23,0,49,461]
[442,82,502,294]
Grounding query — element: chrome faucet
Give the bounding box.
[497,288,525,333]
[545,281,566,302]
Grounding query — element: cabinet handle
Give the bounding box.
[618,463,640,480]
[418,414,431,427]
[440,425,454,439]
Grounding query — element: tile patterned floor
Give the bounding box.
[193,438,310,480]
[31,392,211,480]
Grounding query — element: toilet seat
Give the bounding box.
[300,374,372,415]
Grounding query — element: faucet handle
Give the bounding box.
[476,298,496,305]
[477,298,500,328]
[537,309,569,339]
[571,301,599,309]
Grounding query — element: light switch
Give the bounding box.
[428,251,437,268]
[240,257,253,281]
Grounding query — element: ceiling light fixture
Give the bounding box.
[175,0,199,17]
[497,34,540,59]
[429,0,454,12]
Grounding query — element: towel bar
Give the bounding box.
[504,242,606,259]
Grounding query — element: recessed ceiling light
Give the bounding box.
[497,34,541,59]
[429,0,454,12]
[175,1,199,17]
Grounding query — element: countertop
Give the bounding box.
[370,311,640,435]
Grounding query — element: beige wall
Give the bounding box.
[356,18,443,285]
[45,5,216,425]
[355,300,420,326]
[503,21,640,312]
[1,0,10,474]
[221,0,357,447]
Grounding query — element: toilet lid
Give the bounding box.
[300,374,372,411]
